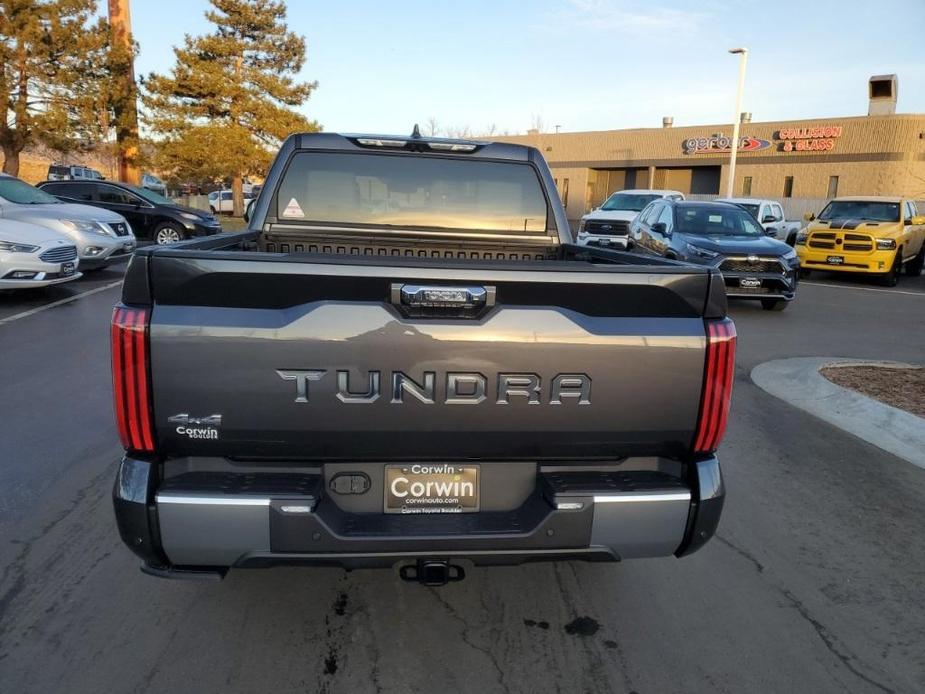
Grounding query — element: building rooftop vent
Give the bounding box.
[740,112,752,124]
[869,74,897,116]
[662,116,674,128]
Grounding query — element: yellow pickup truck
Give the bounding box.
[796,196,925,286]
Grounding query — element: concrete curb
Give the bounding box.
[750,357,925,469]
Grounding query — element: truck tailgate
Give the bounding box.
[145,252,714,460]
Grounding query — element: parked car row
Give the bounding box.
[38,180,222,245]
[46,164,168,196]
[0,173,136,272]
[576,189,800,310]
[574,188,925,309]
[0,170,230,291]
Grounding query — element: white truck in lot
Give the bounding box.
[718,198,803,245]
[577,189,684,249]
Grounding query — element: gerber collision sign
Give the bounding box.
[683,135,771,155]
[777,125,843,152]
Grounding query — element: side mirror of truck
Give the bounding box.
[650,222,669,236]
[762,214,776,224]
[244,199,254,223]
[803,212,815,222]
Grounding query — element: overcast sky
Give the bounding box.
[128,0,925,135]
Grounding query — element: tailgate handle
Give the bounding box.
[391,283,496,309]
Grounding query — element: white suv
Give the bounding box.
[577,189,685,249]
[209,189,255,214]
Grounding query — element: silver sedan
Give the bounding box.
[0,218,82,289]
[0,173,136,270]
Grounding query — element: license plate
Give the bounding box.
[384,464,479,514]
[739,277,762,288]
[60,262,75,277]
[827,255,844,265]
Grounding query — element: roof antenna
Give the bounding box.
[411,123,422,139]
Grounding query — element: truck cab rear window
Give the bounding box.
[276,152,549,232]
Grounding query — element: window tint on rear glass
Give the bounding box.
[276,152,549,232]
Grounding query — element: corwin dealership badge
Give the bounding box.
[168,413,222,440]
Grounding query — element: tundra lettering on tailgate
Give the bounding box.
[276,370,591,405]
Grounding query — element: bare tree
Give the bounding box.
[425,117,439,136]
[529,114,545,133]
[445,125,472,139]
[483,123,497,137]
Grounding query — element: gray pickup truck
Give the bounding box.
[111,131,735,585]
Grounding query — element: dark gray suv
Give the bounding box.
[629,200,800,311]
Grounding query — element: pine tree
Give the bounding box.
[144,0,318,214]
[0,0,110,176]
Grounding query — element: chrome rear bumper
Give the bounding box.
[114,456,724,574]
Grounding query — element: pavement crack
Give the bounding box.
[781,588,894,694]
[0,466,111,634]
[429,588,510,693]
[134,619,184,693]
[715,534,766,574]
[716,535,893,692]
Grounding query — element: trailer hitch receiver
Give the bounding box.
[400,559,465,586]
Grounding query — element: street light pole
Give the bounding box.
[726,47,748,198]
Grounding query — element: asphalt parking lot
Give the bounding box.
[1,264,924,693]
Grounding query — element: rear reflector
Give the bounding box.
[693,319,737,453]
[111,306,155,452]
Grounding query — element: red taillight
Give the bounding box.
[693,319,737,453]
[111,306,155,452]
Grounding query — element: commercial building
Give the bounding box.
[501,75,925,221]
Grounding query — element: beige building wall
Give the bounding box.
[729,159,924,200]
[501,114,925,219]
